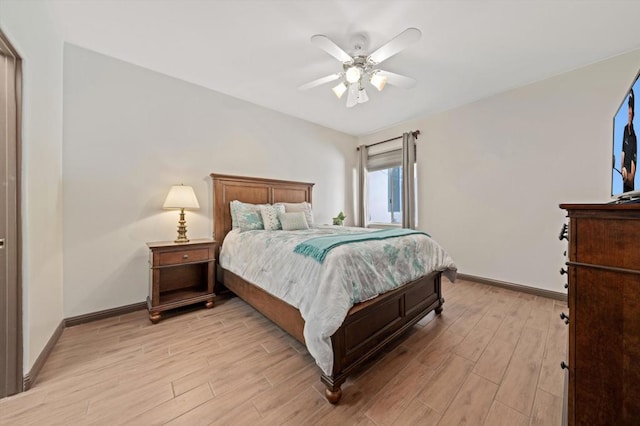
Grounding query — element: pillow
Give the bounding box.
[237,211,264,232]
[278,202,314,227]
[230,202,239,229]
[230,200,266,232]
[260,204,285,231]
[279,212,309,231]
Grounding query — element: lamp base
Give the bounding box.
[174,209,190,243]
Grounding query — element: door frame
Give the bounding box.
[0,28,23,398]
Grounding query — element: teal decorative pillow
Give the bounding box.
[230,200,266,232]
[279,212,309,231]
[260,204,285,230]
[237,211,263,232]
[278,202,314,227]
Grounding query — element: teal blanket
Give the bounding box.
[293,228,429,263]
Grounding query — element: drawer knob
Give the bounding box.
[183,254,189,260]
[558,223,568,241]
[560,268,567,276]
[560,312,569,324]
[564,283,568,289]
[560,361,569,370]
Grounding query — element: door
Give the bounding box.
[0,30,22,399]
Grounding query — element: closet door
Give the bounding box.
[0,31,22,399]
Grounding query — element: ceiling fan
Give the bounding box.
[299,28,421,108]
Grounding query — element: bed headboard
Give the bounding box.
[210,173,314,248]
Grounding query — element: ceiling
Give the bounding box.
[45,0,640,136]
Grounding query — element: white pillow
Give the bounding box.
[278,202,314,227]
[279,212,309,231]
[260,204,285,231]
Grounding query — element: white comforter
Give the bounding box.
[219,225,457,375]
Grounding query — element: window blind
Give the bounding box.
[367,149,402,172]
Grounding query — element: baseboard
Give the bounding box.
[22,301,146,391]
[457,273,567,302]
[65,301,147,327]
[23,319,64,391]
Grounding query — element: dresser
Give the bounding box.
[146,239,216,323]
[559,203,640,425]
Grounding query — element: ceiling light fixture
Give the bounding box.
[345,66,361,84]
[299,28,421,108]
[332,82,347,99]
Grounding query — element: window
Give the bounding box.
[367,166,403,224]
[357,131,417,229]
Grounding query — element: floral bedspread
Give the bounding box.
[219,225,457,375]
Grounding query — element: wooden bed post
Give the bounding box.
[324,386,343,405]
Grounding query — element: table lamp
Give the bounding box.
[163,184,200,243]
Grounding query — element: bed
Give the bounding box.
[211,173,456,403]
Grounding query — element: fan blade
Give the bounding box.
[376,70,417,89]
[298,73,342,91]
[311,35,353,63]
[368,28,421,65]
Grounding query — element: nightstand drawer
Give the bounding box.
[158,248,210,265]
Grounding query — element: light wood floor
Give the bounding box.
[0,278,567,425]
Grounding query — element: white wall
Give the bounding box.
[359,49,640,293]
[63,44,356,317]
[0,0,65,372]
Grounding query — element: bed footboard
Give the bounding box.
[221,268,443,404]
[322,271,444,403]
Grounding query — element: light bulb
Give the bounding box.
[370,73,387,91]
[345,66,361,84]
[332,82,347,99]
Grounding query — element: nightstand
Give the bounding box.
[146,239,216,323]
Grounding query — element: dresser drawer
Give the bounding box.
[572,218,640,269]
[158,248,210,266]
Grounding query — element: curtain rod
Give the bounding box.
[357,130,420,150]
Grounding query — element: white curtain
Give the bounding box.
[356,145,368,227]
[402,132,417,229]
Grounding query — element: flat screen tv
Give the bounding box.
[612,71,640,201]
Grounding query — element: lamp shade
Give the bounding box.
[357,87,369,104]
[370,73,387,91]
[346,83,359,108]
[163,185,200,209]
[332,82,347,99]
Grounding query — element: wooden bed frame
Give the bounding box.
[211,173,445,403]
